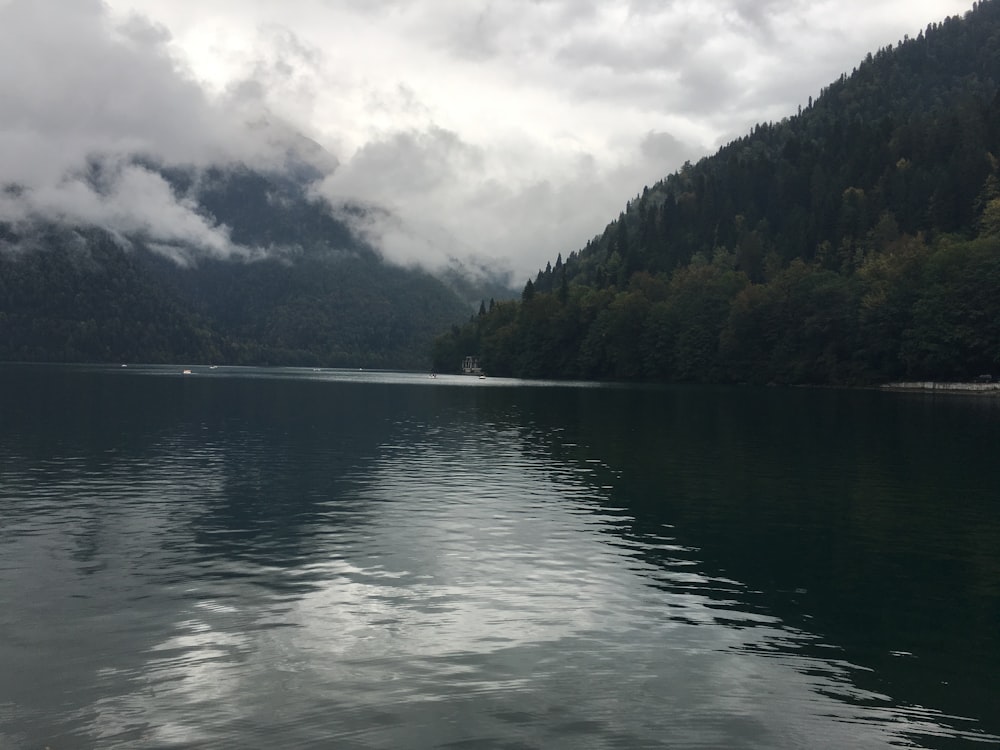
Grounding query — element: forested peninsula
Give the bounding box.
[433,0,1000,385]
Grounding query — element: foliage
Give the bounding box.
[433,0,1000,384]
[0,168,473,369]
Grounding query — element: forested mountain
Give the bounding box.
[0,164,505,369]
[433,0,1000,384]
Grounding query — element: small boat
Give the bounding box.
[182,369,192,375]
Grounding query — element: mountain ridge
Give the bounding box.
[432,0,1000,384]
[0,160,513,369]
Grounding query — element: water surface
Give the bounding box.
[1,364,998,748]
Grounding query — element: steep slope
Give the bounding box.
[0,163,473,369]
[433,0,1000,384]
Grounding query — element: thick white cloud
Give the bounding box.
[316,125,696,272]
[0,0,331,260]
[1,0,234,183]
[0,161,248,265]
[4,0,975,275]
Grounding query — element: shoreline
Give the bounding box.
[881,381,1000,395]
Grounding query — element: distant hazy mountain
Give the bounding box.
[434,0,1000,384]
[0,159,510,369]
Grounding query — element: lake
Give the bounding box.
[1,363,998,749]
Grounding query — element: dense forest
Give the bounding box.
[433,0,1000,384]
[0,166,507,369]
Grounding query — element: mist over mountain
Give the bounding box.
[0,0,521,369]
[0,157,514,368]
[433,0,1000,384]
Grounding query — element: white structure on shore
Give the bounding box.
[461,356,483,375]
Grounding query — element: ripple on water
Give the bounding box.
[0,370,997,749]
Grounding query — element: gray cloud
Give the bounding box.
[639,130,690,165]
[315,121,699,275]
[4,0,975,277]
[400,0,603,63]
[1,0,228,182]
[725,0,800,38]
[329,126,485,197]
[0,0,337,261]
[0,160,247,265]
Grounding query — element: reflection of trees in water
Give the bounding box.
[190,379,417,566]
[471,383,1000,742]
[2,367,998,746]
[3,367,998,745]
[0,366,181,471]
[194,378,529,569]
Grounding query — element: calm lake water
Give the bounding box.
[1,364,998,749]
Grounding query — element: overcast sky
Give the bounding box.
[0,0,973,277]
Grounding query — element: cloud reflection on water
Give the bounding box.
[1,368,997,749]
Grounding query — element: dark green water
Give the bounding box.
[1,364,998,749]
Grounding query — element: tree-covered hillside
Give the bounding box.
[0,166,482,369]
[433,0,1000,384]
